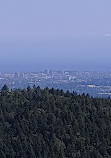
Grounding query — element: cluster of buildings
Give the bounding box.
[0,70,111,97]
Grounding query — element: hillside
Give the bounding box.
[0,85,111,158]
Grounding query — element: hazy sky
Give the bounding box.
[0,0,111,72]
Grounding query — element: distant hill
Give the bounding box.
[0,85,111,158]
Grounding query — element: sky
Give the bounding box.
[0,0,111,72]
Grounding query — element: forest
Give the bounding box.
[0,85,111,158]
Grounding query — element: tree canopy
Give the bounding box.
[0,86,111,158]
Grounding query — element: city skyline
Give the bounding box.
[0,70,111,97]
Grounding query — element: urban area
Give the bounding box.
[0,70,111,97]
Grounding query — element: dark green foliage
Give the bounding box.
[0,86,111,157]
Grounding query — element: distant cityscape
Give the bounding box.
[0,70,111,97]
